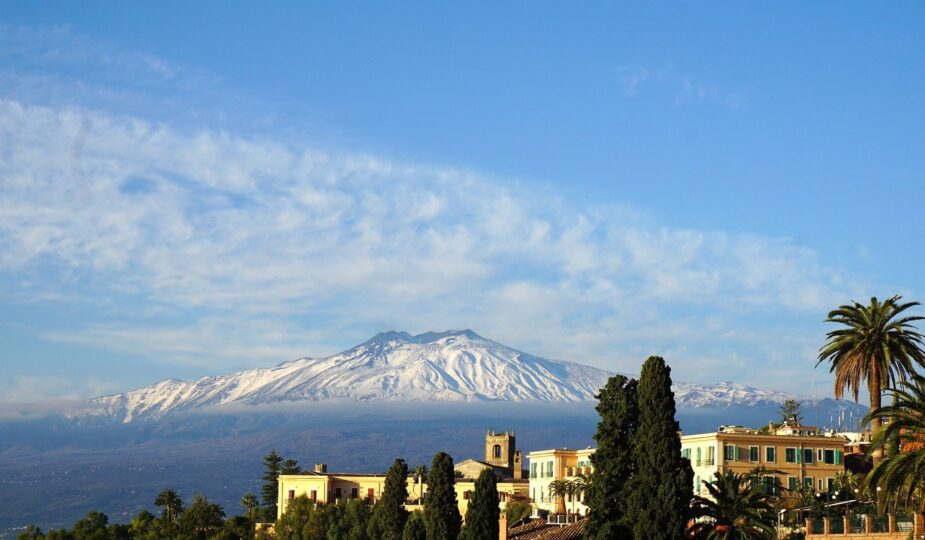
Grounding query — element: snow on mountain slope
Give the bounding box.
[83,330,854,423]
[86,330,611,422]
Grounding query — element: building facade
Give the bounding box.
[681,423,848,498]
[277,466,528,520]
[526,447,594,515]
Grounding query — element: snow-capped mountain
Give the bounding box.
[82,329,862,424]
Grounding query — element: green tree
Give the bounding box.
[424,452,461,540]
[276,494,313,539]
[402,511,426,540]
[571,473,590,514]
[178,495,226,540]
[154,489,184,528]
[129,510,156,539]
[372,458,410,540]
[688,471,775,539]
[218,516,256,540]
[411,465,428,504]
[282,458,302,475]
[627,356,694,540]
[72,511,109,540]
[241,493,260,522]
[504,501,532,527]
[778,399,803,425]
[818,295,925,463]
[262,450,285,520]
[460,469,499,540]
[584,374,638,539]
[864,374,925,510]
[547,479,569,515]
[16,525,44,540]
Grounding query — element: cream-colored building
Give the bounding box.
[681,423,848,498]
[526,447,594,515]
[277,430,529,520]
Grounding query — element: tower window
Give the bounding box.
[493,444,502,458]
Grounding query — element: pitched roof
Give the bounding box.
[508,519,585,540]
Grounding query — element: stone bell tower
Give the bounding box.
[485,430,516,471]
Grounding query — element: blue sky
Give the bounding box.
[1,2,923,402]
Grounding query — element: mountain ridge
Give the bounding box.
[80,330,864,424]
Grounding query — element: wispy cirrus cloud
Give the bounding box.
[615,64,746,109]
[0,97,861,393]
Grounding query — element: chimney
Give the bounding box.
[314,463,327,473]
[499,512,508,540]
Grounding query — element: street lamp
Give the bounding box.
[778,508,787,540]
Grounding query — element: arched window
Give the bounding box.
[493,444,502,458]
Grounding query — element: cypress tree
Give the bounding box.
[402,511,426,540]
[373,458,410,540]
[460,468,499,540]
[627,356,694,540]
[584,374,638,539]
[261,450,284,520]
[424,452,461,540]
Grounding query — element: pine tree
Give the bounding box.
[373,458,410,540]
[424,452,461,540]
[402,511,426,540]
[261,450,284,520]
[778,399,803,425]
[460,468,499,540]
[584,374,638,539]
[627,356,694,540]
[281,459,302,475]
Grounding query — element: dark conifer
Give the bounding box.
[373,458,410,540]
[627,356,694,540]
[584,374,638,539]
[261,450,284,520]
[460,468,499,540]
[402,511,426,540]
[424,452,461,540]
[281,458,302,475]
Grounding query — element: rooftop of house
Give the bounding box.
[508,518,586,540]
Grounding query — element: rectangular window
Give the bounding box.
[824,450,835,465]
[827,478,835,492]
[367,488,375,499]
[818,479,823,491]
[310,490,317,502]
[804,477,813,490]
[335,488,342,499]
[749,446,760,462]
[724,445,736,461]
[682,448,691,461]
[818,449,824,462]
[546,461,553,477]
[706,447,715,465]
[288,490,295,500]
[785,448,797,463]
[766,447,776,463]
[696,448,702,466]
[463,491,470,500]
[351,488,358,499]
[803,449,814,464]
[530,463,537,479]
[788,477,799,491]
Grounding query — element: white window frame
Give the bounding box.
[785,447,797,463]
[749,445,760,462]
[765,446,776,463]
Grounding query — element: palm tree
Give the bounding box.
[864,374,925,511]
[411,464,428,504]
[240,493,259,521]
[818,295,925,462]
[571,473,590,515]
[688,471,776,539]
[154,489,184,527]
[547,479,569,515]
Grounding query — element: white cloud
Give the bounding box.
[0,98,865,389]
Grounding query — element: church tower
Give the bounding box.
[485,430,516,471]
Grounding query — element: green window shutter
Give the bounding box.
[796,449,801,463]
[734,446,740,461]
[834,451,841,465]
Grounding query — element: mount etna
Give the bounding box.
[0,330,866,535]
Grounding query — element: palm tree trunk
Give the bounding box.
[870,368,883,464]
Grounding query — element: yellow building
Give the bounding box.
[277,463,528,520]
[526,447,594,515]
[277,431,530,520]
[681,423,848,498]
